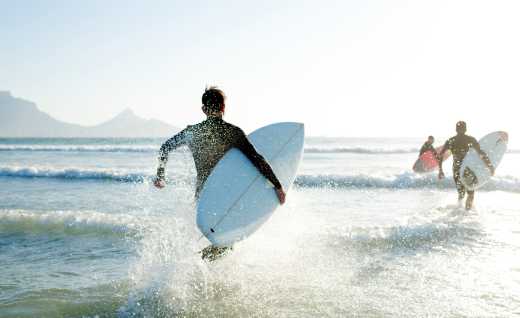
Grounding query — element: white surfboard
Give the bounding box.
[460,131,508,190]
[196,122,305,247]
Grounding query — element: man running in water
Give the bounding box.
[438,121,494,210]
[153,87,286,260]
[419,135,438,157]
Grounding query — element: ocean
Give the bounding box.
[1,137,519,317]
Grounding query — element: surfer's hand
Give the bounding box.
[275,187,286,205]
[154,177,165,189]
[438,171,445,180]
[489,165,495,176]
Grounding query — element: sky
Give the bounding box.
[1,0,520,144]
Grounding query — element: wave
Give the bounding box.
[0,145,159,153]
[0,166,150,183]
[2,144,520,155]
[295,173,449,189]
[0,145,421,154]
[0,209,143,236]
[306,147,520,154]
[2,166,519,193]
[304,147,419,154]
[294,172,520,192]
[329,215,484,255]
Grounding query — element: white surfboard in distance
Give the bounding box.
[197,122,305,247]
[460,131,508,190]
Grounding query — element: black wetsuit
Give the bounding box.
[157,116,282,197]
[439,134,492,199]
[419,142,437,157]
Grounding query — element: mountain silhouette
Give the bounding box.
[0,91,178,137]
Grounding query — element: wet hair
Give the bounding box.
[428,135,434,140]
[202,86,226,113]
[456,121,467,134]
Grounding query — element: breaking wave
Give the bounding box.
[294,172,520,192]
[2,165,519,193]
[0,144,159,152]
[2,144,519,155]
[0,209,144,236]
[0,166,150,183]
[1,145,419,154]
[304,147,419,154]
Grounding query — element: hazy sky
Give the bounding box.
[1,0,519,143]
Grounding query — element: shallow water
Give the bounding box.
[1,137,519,317]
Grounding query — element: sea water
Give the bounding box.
[0,137,519,317]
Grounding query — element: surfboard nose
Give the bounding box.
[288,122,304,133]
[278,122,304,129]
[499,131,509,144]
[273,122,305,137]
[295,123,304,134]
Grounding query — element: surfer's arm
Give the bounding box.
[156,128,189,182]
[438,141,449,179]
[235,134,283,190]
[472,138,495,175]
[237,137,286,204]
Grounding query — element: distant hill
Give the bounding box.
[0,91,179,137]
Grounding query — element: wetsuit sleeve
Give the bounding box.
[471,137,493,169]
[156,128,189,180]
[235,130,283,189]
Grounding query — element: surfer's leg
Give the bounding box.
[453,167,465,201]
[465,190,475,210]
[201,245,232,261]
[457,185,466,202]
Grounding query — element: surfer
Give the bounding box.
[153,86,286,260]
[419,136,438,158]
[438,121,494,210]
[412,135,443,173]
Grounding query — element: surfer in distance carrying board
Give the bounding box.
[437,121,494,211]
[419,136,438,158]
[153,86,286,260]
[413,135,447,173]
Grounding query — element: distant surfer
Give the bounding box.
[153,86,286,260]
[419,136,438,158]
[438,121,494,210]
[412,135,444,173]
